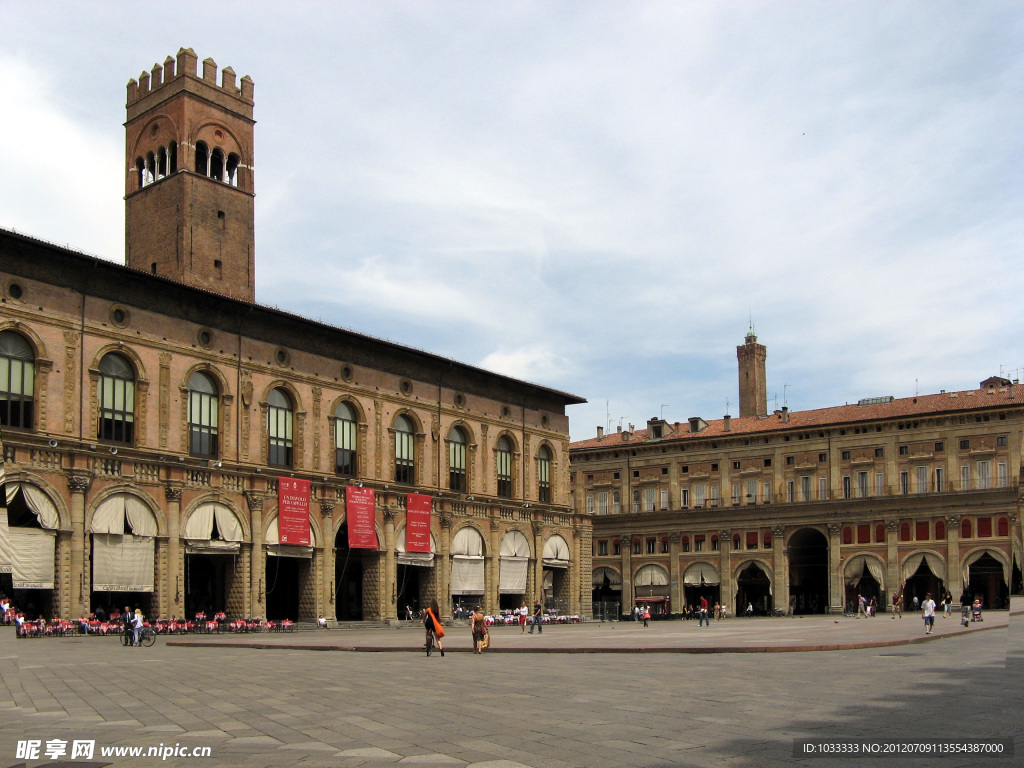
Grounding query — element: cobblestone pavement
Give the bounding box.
[0,603,1019,768]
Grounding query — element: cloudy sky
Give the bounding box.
[1,2,1021,440]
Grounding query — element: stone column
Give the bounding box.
[245,490,265,619]
[570,524,581,616]
[320,500,335,616]
[383,508,397,621]
[886,519,900,600]
[668,532,681,613]
[67,473,91,618]
[533,521,547,606]
[488,519,501,614]
[827,523,843,614]
[164,484,184,619]
[439,513,452,610]
[719,529,734,613]
[620,534,633,618]
[771,525,786,613]
[945,515,961,597]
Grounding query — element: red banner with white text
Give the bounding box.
[277,477,311,546]
[345,486,378,549]
[405,493,432,553]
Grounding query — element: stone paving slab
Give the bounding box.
[0,602,1018,768]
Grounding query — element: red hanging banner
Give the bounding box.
[277,477,311,546]
[405,493,432,553]
[345,485,378,549]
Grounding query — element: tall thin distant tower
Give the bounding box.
[737,327,767,418]
[124,48,256,302]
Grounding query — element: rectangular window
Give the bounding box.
[874,448,884,458]
[818,476,828,501]
[842,476,851,499]
[661,538,670,553]
[598,540,608,556]
[613,541,621,555]
[694,484,706,508]
[899,445,909,455]
[997,436,1007,446]
[900,471,909,495]
[646,538,656,554]
[787,479,795,503]
[800,476,811,502]
[643,487,656,512]
[960,439,970,450]
[694,535,705,552]
[586,494,594,514]
[746,532,758,550]
[709,484,720,506]
[660,488,669,511]
[935,467,944,492]
[978,517,992,537]
[857,471,868,498]
[680,488,689,509]
[841,450,850,460]
[633,539,642,555]
[857,524,870,544]
[976,461,991,489]
[763,481,772,504]
[875,471,885,496]
[915,466,928,493]
[998,462,1008,487]
[732,482,742,505]
[711,537,719,551]
[613,493,621,514]
[746,479,757,504]
[597,491,609,516]
[916,521,929,541]
[960,465,970,491]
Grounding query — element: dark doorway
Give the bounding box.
[845,563,882,612]
[967,553,1009,609]
[396,564,423,618]
[335,526,365,621]
[265,555,301,621]
[788,528,829,614]
[736,562,773,615]
[185,554,232,618]
[904,559,942,611]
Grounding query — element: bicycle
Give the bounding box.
[120,626,156,647]
[425,629,436,657]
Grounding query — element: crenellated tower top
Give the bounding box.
[124,48,256,303]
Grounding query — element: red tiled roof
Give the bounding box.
[570,386,1024,450]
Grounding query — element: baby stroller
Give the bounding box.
[971,601,983,622]
[960,605,970,627]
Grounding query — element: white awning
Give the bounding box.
[635,564,669,587]
[844,554,886,591]
[683,562,720,586]
[8,526,55,589]
[266,517,314,559]
[500,530,531,558]
[183,502,244,542]
[397,528,436,567]
[451,526,484,557]
[92,533,154,592]
[91,493,157,536]
[451,556,484,595]
[5,483,59,529]
[961,549,1009,586]
[0,512,10,574]
[498,558,528,594]
[592,566,622,588]
[542,534,570,568]
[901,551,946,584]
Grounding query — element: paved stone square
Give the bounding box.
[1,603,1020,768]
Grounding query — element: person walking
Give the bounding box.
[698,596,709,627]
[642,606,650,627]
[856,594,866,618]
[518,600,529,633]
[921,593,936,634]
[891,591,903,619]
[423,598,445,656]
[529,600,543,634]
[131,608,144,646]
[470,605,487,654]
[943,592,952,618]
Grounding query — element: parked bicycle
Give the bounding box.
[120,626,156,647]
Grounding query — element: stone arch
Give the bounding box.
[180,362,232,399]
[634,563,669,585]
[264,507,321,549]
[89,343,148,383]
[732,557,773,583]
[1,471,70,530]
[0,320,48,361]
[260,379,303,413]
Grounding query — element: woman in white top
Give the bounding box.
[132,609,144,646]
[518,601,529,633]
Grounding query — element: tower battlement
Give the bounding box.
[126,48,254,115]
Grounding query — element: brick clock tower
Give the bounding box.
[737,328,767,418]
[124,48,256,302]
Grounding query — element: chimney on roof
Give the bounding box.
[616,424,622,433]
[723,414,732,432]
[782,406,789,423]
[597,426,604,440]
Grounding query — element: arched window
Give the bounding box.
[394,415,414,484]
[210,148,225,181]
[135,157,145,188]
[0,331,35,430]
[496,436,513,498]
[157,146,167,178]
[194,141,209,175]
[226,153,240,186]
[145,152,156,185]
[763,531,772,548]
[267,388,293,467]
[334,401,357,477]
[733,534,741,551]
[187,371,219,457]
[537,445,551,503]
[97,353,135,444]
[998,517,1009,537]
[935,520,946,539]
[613,491,621,514]
[168,141,177,173]
[448,427,466,492]
[681,536,690,553]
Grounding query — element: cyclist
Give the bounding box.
[423,598,445,657]
[131,608,145,646]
